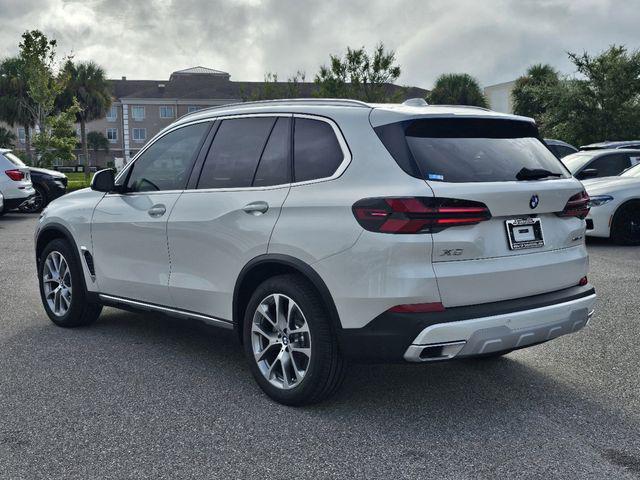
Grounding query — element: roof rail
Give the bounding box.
[181,98,371,119]
[429,104,493,112]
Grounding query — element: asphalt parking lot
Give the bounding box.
[1,212,639,479]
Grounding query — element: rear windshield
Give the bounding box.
[3,152,26,167]
[374,118,569,183]
[561,152,597,174]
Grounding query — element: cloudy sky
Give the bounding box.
[1,0,639,89]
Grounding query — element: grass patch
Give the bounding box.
[65,172,94,192]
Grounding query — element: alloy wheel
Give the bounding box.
[42,251,72,317]
[251,293,312,390]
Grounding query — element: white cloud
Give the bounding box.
[0,0,638,88]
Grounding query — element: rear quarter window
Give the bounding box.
[375,118,569,183]
[293,118,344,182]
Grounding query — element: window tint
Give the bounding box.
[375,118,569,183]
[198,117,276,189]
[294,118,343,182]
[587,154,631,177]
[253,117,290,187]
[555,145,577,158]
[125,122,209,192]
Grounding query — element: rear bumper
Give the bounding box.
[338,284,596,362]
[3,194,35,211]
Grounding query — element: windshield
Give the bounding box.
[3,152,26,167]
[374,118,568,183]
[621,163,640,178]
[561,152,597,174]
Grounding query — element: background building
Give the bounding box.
[484,80,516,114]
[3,66,428,168]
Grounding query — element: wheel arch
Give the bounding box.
[233,254,342,343]
[36,223,81,267]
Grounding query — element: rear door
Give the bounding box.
[167,115,292,321]
[375,116,588,307]
[91,122,211,305]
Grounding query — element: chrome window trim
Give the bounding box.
[114,112,352,193]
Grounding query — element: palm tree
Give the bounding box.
[0,56,36,160]
[0,126,16,148]
[428,73,488,108]
[58,60,112,181]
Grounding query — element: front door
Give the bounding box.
[91,121,211,306]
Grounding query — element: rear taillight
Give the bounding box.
[352,197,491,234]
[5,169,25,181]
[557,191,590,219]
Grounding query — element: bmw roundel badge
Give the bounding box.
[529,194,539,209]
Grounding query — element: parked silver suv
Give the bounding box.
[35,99,596,405]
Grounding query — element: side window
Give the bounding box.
[588,154,631,177]
[253,117,291,187]
[198,117,275,189]
[125,122,209,192]
[556,146,576,158]
[293,118,344,182]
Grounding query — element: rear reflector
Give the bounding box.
[557,191,590,219]
[353,197,491,234]
[388,302,446,313]
[579,276,588,286]
[5,169,25,181]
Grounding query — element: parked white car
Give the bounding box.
[583,163,640,244]
[0,148,35,214]
[35,99,596,405]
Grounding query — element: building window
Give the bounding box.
[159,106,175,118]
[132,128,147,142]
[131,106,145,121]
[106,105,117,121]
[187,106,200,113]
[106,128,118,143]
[17,127,26,144]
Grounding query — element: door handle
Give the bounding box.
[242,201,269,215]
[148,204,167,217]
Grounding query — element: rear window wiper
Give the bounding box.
[516,167,563,181]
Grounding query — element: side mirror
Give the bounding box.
[91,169,116,192]
[578,168,598,180]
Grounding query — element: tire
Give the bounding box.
[37,238,102,327]
[243,274,346,406]
[611,200,640,245]
[20,185,47,213]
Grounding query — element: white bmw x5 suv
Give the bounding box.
[35,98,596,405]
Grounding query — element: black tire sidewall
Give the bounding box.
[38,238,100,327]
[242,275,337,405]
[612,201,640,245]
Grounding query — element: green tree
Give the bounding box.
[243,71,307,100]
[18,30,67,147]
[32,98,80,167]
[511,64,560,132]
[428,73,488,107]
[87,130,109,159]
[315,43,401,102]
[545,46,640,146]
[58,60,112,181]
[0,126,16,148]
[0,57,36,159]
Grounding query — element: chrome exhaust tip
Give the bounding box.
[404,341,466,362]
